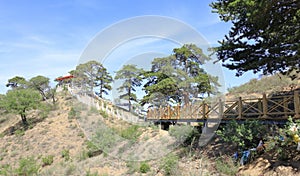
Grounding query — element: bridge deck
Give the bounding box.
[146,91,300,123]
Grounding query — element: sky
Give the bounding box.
[0,0,258,95]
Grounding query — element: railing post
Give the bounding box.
[219,99,224,120]
[202,101,206,119]
[294,91,300,119]
[283,96,288,119]
[262,93,268,119]
[238,97,243,119]
[177,104,180,119]
[167,105,171,119]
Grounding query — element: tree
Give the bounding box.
[72,60,112,97]
[210,0,300,79]
[72,61,98,93]
[173,44,216,104]
[6,76,27,89]
[115,64,143,112]
[141,56,180,106]
[1,89,41,124]
[29,75,50,100]
[141,44,218,107]
[94,64,113,98]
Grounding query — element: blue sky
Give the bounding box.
[0,0,258,94]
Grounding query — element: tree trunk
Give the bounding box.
[99,85,103,98]
[128,87,131,112]
[21,110,27,125]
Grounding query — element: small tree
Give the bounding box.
[1,89,41,124]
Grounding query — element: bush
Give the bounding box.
[169,125,200,146]
[86,169,99,176]
[99,110,108,118]
[14,129,25,136]
[216,120,268,150]
[266,117,300,161]
[119,125,142,141]
[15,157,40,176]
[139,161,150,173]
[160,153,179,175]
[61,149,70,161]
[0,164,13,175]
[42,155,54,166]
[68,107,77,119]
[215,156,239,176]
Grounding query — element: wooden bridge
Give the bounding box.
[146,91,300,124]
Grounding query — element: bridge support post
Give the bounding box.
[294,91,300,119]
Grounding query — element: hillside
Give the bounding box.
[0,91,215,175]
[227,73,299,99]
[1,89,300,175]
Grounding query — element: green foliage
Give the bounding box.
[215,156,239,176]
[86,169,99,176]
[126,161,139,174]
[118,125,142,141]
[68,107,78,119]
[160,153,179,175]
[139,161,150,173]
[15,156,40,176]
[228,74,297,94]
[141,44,218,106]
[266,117,300,161]
[61,149,70,161]
[114,64,143,111]
[99,110,108,118]
[29,75,50,100]
[210,0,300,78]
[92,122,120,153]
[72,60,112,98]
[169,125,200,146]
[6,76,27,89]
[89,106,98,114]
[14,129,25,136]
[1,89,41,124]
[85,141,102,158]
[42,155,54,166]
[216,120,267,150]
[0,164,13,176]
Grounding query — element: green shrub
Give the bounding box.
[99,110,108,118]
[216,120,267,150]
[15,129,25,136]
[119,125,142,141]
[15,157,40,176]
[266,117,300,161]
[215,156,239,176]
[160,153,179,175]
[169,125,200,146]
[139,161,150,173]
[126,161,139,174]
[86,169,99,176]
[0,164,13,176]
[89,106,98,114]
[61,149,70,161]
[68,107,77,119]
[42,155,54,166]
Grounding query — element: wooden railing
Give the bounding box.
[147,91,300,121]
